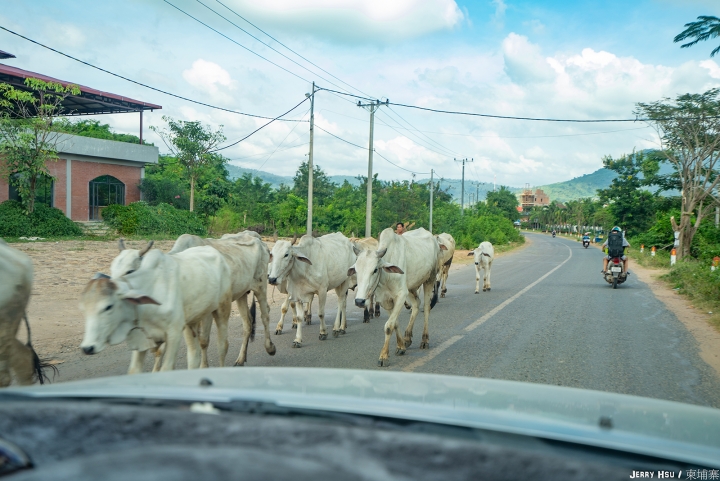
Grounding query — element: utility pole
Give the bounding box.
[358,98,388,237]
[306,82,316,236]
[429,169,434,233]
[455,158,473,216]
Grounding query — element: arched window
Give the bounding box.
[89,175,125,220]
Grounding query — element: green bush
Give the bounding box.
[102,201,206,237]
[0,200,83,237]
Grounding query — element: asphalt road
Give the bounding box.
[56,233,720,408]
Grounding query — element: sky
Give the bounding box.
[2,0,720,187]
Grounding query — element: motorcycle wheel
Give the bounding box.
[612,277,618,289]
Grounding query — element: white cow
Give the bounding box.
[268,232,355,347]
[349,228,445,367]
[0,240,47,386]
[80,243,233,373]
[350,237,381,322]
[468,241,495,293]
[168,233,276,367]
[436,233,456,298]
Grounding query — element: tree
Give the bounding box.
[292,161,337,205]
[485,186,520,221]
[674,16,720,57]
[0,78,79,213]
[150,117,225,211]
[636,89,720,259]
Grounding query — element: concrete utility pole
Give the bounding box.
[716,205,719,228]
[429,169,434,233]
[306,82,316,236]
[358,98,388,237]
[455,158,473,216]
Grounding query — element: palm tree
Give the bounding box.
[675,16,720,57]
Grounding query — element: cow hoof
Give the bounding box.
[374,306,381,317]
[420,341,429,349]
[404,338,412,348]
[267,344,276,356]
[363,318,370,324]
[233,360,245,367]
[364,310,370,322]
[292,324,297,330]
[441,293,446,298]
[396,348,405,356]
[333,330,340,338]
[319,333,328,341]
[378,359,389,367]
[275,329,282,335]
[305,320,312,325]
[482,288,487,292]
[340,329,346,335]
[474,290,479,294]
[292,341,302,348]
[487,288,491,291]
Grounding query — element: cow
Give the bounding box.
[467,241,495,293]
[268,232,355,348]
[350,237,381,322]
[436,233,456,298]
[168,233,276,367]
[349,228,444,367]
[0,240,48,387]
[80,243,233,373]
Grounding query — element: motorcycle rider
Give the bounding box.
[582,233,591,246]
[552,230,556,237]
[601,226,630,274]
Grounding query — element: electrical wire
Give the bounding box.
[213,97,310,151]
[256,108,311,171]
[384,105,460,156]
[0,25,306,122]
[226,141,308,161]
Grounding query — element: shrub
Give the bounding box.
[102,201,206,237]
[0,200,83,237]
[207,206,242,236]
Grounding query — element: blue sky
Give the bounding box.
[2,0,720,187]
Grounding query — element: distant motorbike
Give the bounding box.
[603,257,627,289]
[583,239,590,248]
[552,232,556,238]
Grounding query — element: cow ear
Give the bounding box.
[352,244,361,256]
[439,244,448,250]
[347,266,356,277]
[93,272,111,280]
[376,247,387,258]
[121,291,161,305]
[467,251,475,256]
[382,264,404,274]
[294,253,312,265]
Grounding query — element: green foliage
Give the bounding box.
[53,119,148,144]
[102,201,206,237]
[0,200,82,237]
[293,161,337,204]
[674,15,720,57]
[486,186,520,221]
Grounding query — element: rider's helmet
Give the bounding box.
[611,226,621,232]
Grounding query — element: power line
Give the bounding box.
[213,97,310,151]
[374,110,461,159]
[385,105,460,156]
[0,25,306,122]
[256,108,311,171]
[376,109,460,158]
[226,141,308,161]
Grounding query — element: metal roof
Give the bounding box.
[0,50,16,59]
[0,63,162,116]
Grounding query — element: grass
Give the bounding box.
[494,239,526,255]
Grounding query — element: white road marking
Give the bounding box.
[402,242,573,372]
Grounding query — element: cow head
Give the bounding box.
[348,248,403,308]
[79,275,160,355]
[268,240,311,285]
[111,240,154,277]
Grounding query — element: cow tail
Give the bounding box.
[430,280,440,309]
[23,314,55,385]
[249,296,257,342]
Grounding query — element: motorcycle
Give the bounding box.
[603,257,627,289]
[582,239,590,248]
[552,232,556,238]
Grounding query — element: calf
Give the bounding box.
[349,228,442,367]
[80,244,233,373]
[268,233,355,347]
[468,241,495,293]
[0,240,47,386]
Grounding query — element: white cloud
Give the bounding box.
[491,0,507,26]
[43,21,86,48]
[182,59,235,99]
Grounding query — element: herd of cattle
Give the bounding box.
[0,228,497,386]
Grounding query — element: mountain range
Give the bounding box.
[226,164,618,203]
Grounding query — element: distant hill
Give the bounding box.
[522,169,618,203]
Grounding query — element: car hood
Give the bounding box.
[4,367,720,467]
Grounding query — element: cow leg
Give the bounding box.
[420,279,434,349]
[292,300,305,348]
[485,261,493,291]
[291,301,299,329]
[374,297,381,318]
[313,289,329,340]
[275,295,291,335]
[306,295,313,325]
[332,282,349,336]
[441,267,449,297]
[128,349,147,375]
[199,314,213,369]
[182,324,201,370]
[255,284,276,356]
[160,328,183,371]
[151,343,165,372]
[9,339,36,385]
[475,264,481,294]
[403,290,420,349]
[379,295,406,367]
[213,294,233,367]
[234,294,252,367]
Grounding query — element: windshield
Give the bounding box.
[2,0,720,476]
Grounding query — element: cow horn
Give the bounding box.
[139,240,154,258]
[290,233,298,246]
[118,238,126,251]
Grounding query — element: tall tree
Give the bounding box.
[292,161,337,204]
[151,116,225,212]
[485,186,520,221]
[0,78,79,213]
[674,16,720,57]
[636,89,720,259]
